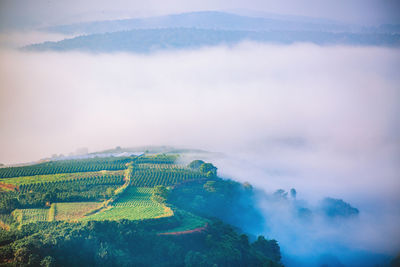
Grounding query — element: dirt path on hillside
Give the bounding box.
[158,223,208,236]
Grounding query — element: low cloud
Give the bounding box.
[0,42,399,265]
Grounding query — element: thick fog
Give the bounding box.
[0,42,399,265]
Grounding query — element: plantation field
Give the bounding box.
[83,206,171,221]
[12,208,49,224]
[131,168,205,187]
[19,178,124,195]
[82,187,173,221]
[0,170,124,186]
[0,213,14,228]
[0,156,217,233]
[135,155,178,165]
[0,157,133,178]
[54,202,103,221]
[137,163,183,169]
[114,187,155,207]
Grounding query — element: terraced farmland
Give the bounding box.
[83,187,173,221]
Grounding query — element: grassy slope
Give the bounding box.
[160,210,208,233]
[82,187,173,221]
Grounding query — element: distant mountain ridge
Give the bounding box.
[24,11,400,53]
[24,28,400,53]
[46,11,392,35]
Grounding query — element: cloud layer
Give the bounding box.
[1,42,399,264]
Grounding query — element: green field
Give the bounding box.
[54,202,103,221]
[0,170,124,186]
[161,210,208,233]
[83,187,173,221]
[131,168,205,187]
[1,157,214,230]
[0,157,133,178]
[12,208,49,224]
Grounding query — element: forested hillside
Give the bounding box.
[0,154,282,266]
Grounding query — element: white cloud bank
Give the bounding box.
[0,42,399,264]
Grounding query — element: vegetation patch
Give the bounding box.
[159,210,208,234]
[0,170,124,187]
[54,202,103,221]
[82,187,173,221]
[131,168,205,187]
[12,208,49,224]
[0,157,133,178]
[0,154,282,267]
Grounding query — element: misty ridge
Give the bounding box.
[20,11,400,53]
[1,7,400,267]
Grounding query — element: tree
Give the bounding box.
[243,182,253,190]
[40,256,56,267]
[14,247,30,263]
[152,185,169,203]
[188,160,205,170]
[290,188,297,199]
[184,251,209,267]
[106,187,114,197]
[204,181,216,192]
[273,189,287,199]
[199,163,217,177]
[320,197,359,218]
[0,197,19,213]
[252,236,281,263]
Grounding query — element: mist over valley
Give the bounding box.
[0,2,399,266]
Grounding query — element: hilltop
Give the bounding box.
[0,153,282,266]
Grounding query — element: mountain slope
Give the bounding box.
[25,28,400,53]
[44,11,354,35]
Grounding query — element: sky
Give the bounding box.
[0,0,400,29]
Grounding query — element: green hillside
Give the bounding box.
[0,153,282,266]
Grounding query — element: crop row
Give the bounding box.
[82,205,168,221]
[0,213,15,226]
[114,187,155,207]
[131,169,204,187]
[18,175,124,193]
[0,171,124,186]
[0,157,133,178]
[12,208,49,224]
[134,155,177,165]
[137,164,183,169]
[85,187,172,221]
